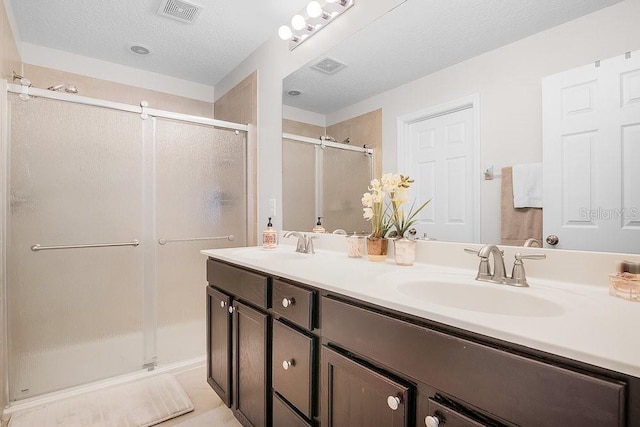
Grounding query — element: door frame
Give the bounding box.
[397,94,481,243]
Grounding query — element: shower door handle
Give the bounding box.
[31,240,140,251]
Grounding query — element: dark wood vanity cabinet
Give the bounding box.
[206,260,270,427]
[207,258,638,427]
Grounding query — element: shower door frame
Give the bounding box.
[0,80,251,404]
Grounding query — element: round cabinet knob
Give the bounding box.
[282,297,295,308]
[386,395,401,411]
[219,301,226,308]
[282,359,295,370]
[425,415,440,427]
[546,234,559,246]
[228,306,235,314]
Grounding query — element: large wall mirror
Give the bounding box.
[282,0,640,253]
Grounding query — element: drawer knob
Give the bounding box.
[282,359,295,370]
[228,306,235,314]
[282,297,296,308]
[425,415,440,427]
[386,395,401,411]
[219,301,226,308]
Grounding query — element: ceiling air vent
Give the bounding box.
[311,57,347,75]
[157,0,202,24]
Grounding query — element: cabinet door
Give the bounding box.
[207,286,232,406]
[321,346,411,427]
[233,300,269,427]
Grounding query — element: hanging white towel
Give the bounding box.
[512,162,543,208]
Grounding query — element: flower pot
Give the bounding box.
[394,238,416,266]
[366,236,388,262]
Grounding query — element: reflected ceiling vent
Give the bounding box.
[311,57,347,75]
[157,0,202,24]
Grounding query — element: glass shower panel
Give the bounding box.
[283,139,316,232]
[154,119,247,364]
[7,95,145,400]
[322,148,371,234]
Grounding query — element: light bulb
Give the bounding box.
[278,25,292,40]
[291,14,306,31]
[306,1,323,18]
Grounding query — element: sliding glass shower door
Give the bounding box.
[7,95,146,400]
[154,118,246,364]
[6,94,247,401]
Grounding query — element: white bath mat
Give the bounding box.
[8,374,194,427]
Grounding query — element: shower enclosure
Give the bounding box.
[282,134,372,233]
[3,85,247,402]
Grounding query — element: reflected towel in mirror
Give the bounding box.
[512,162,542,208]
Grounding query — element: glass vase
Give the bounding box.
[366,236,388,262]
[394,238,416,266]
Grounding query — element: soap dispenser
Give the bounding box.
[262,217,277,250]
[312,217,325,233]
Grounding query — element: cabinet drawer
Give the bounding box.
[207,259,269,309]
[422,398,498,427]
[271,279,315,330]
[322,297,625,427]
[273,319,314,419]
[273,392,312,427]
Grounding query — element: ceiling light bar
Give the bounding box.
[278,0,354,50]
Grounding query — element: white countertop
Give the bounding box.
[202,244,640,378]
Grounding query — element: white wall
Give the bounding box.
[20,44,214,102]
[214,0,406,236]
[325,0,640,243]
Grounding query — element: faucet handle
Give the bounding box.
[464,247,480,254]
[510,252,546,286]
[305,234,319,254]
[515,253,546,261]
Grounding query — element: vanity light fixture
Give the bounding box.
[278,0,354,50]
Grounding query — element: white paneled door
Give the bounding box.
[399,99,479,243]
[542,51,640,253]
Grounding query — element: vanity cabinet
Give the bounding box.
[206,257,638,427]
[206,259,270,427]
[322,296,625,427]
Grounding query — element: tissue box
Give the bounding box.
[609,273,640,301]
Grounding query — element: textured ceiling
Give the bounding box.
[8,0,310,85]
[283,0,624,115]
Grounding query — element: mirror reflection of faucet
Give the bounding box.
[465,244,546,287]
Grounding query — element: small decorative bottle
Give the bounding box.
[262,217,277,250]
[312,217,325,233]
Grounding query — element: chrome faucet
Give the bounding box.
[283,231,318,254]
[466,244,546,287]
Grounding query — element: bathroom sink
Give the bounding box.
[397,280,564,317]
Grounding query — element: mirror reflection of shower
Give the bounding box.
[282,132,372,234]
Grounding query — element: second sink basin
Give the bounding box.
[397,280,564,317]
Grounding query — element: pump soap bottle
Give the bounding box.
[313,217,325,233]
[263,217,277,250]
